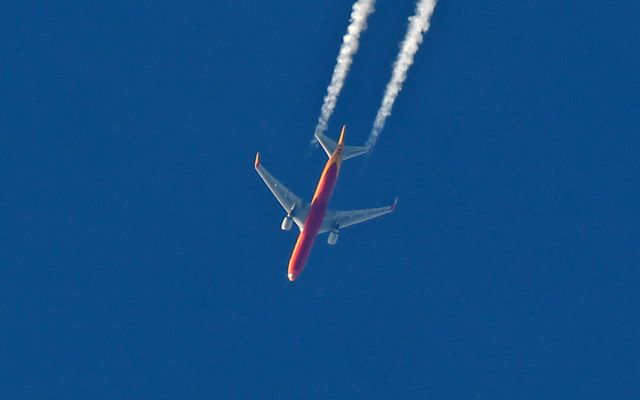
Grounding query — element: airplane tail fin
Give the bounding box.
[315,125,369,161]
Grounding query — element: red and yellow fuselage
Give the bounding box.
[287,127,346,281]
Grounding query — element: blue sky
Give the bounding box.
[2,1,638,398]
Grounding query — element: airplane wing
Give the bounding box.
[319,198,398,233]
[254,153,308,230]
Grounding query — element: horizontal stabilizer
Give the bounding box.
[315,125,369,160]
[341,144,369,160]
[314,131,338,158]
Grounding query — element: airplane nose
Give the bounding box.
[288,273,295,281]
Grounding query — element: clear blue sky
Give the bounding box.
[2,1,638,398]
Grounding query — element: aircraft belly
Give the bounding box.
[287,201,328,280]
[287,159,339,281]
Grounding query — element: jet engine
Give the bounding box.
[327,229,339,245]
[281,215,293,231]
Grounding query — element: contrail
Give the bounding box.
[367,0,437,148]
[313,0,376,141]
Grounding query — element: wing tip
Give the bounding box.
[254,152,261,169]
[391,197,399,211]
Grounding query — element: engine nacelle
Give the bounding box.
[281,215,293,231]
[327,230,339,245]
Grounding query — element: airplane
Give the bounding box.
[254,125,397,281]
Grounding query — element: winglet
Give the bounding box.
[391,197,399,211]
[338,125,346,146]
[255,152,261,169]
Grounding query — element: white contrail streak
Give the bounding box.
[367,0,437,148]
[313,0,376,141]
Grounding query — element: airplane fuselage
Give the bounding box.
[287,143,343,281]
